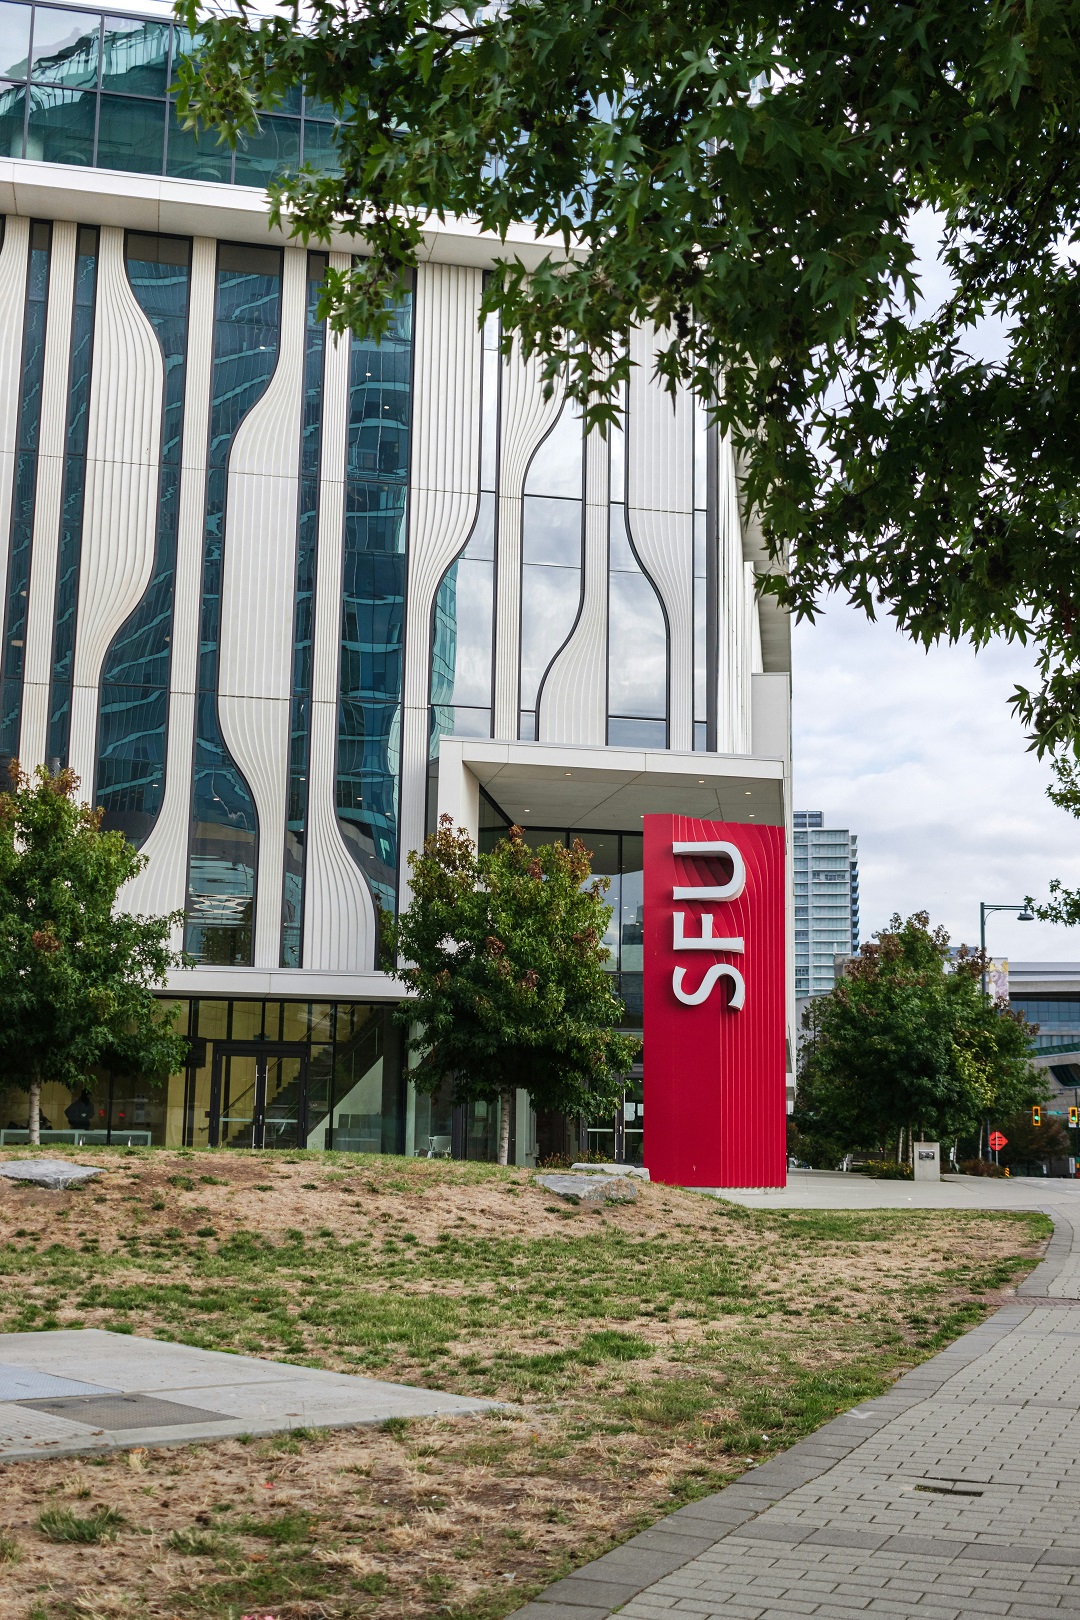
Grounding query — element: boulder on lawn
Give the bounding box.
[0,1160,104,1189]
[570,1162,650,1180]
[535,1172,638,1204]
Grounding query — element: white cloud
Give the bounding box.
[793,602,1080,964]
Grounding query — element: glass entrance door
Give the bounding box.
[263,1054,305,1149]
[209,1043,308,1149]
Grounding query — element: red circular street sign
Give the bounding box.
[989,1131,1007,1150]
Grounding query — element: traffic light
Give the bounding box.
[1070,1107,1079,1129]
[1032,1105,1042,1127]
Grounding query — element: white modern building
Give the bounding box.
[0,2,793,1159]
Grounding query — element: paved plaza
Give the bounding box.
[517,1173,1080,1620]
[0,1329,497,1460]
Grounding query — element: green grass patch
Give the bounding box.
[37,1506,123,1544]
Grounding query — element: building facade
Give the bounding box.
[792,812,859,1000]
[0,3,793,1161]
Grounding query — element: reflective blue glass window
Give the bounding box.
[233,112,300,188]
[26,82,94,163]
[47,223,98,765]
[30,7,99,85]
[165,101,232,183]
[96,91,164,172]
[431,494,494,740]
[100,15,169,96]
[185,243,282,965]
[302,91,335,121]
[0,4,31,81]
[0,8,343,182]
[0,219,49,763]
[97,231,190,846]
[335,291,413,916]
[519,405,584,738]
[300,115,340,177]
[607,423,668,746]
[281,252,328,967]
[0,80,25,155]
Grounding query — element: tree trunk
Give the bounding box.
[497,1085,513,1167]
[28,1077,41,1146]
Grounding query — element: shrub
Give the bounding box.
[958,1158,1007,1178]
[858,1161,913,1180]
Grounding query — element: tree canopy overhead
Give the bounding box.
[177,0,1080,752]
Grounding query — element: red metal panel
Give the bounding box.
[642,814,787,1188]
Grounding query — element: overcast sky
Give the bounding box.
[792,607,1080,964]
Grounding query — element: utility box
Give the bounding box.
[914,1142,940,1181]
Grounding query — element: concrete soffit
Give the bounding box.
[0,157,579,274]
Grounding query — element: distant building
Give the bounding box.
[793,812,860,999]
[1006,963,1080,1094]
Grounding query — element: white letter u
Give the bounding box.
[672,964,746,1010]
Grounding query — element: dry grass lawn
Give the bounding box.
[0,1146,1050,1620]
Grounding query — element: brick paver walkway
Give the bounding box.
[516,1188,1080,1620]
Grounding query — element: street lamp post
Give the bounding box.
[979,901,1035,997]
[978,901,1035,1162]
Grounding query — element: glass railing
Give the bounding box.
[0,3,339,184]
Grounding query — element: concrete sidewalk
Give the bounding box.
[0,1330,497,1460]
[515,1176,1080,1620]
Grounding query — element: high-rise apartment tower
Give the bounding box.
[793,812,859,998]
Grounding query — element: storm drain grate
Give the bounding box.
[15,1393,229,1430]
[915,1484,985,1497]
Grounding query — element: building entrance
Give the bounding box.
[208,1042,309,1149]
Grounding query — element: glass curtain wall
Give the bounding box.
[0,6,340,183]
[0,999,406,1151]
[184,243,282,965]
[692,403,713,751]
[281,252,327,966]
[96,232,192,844]
[518,402,584,740]
[334,287,413,916]
[46,223,97,765]
[0,218,49,763]
[606,405,668,747]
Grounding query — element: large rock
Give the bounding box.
[535,1172,638,1204]
[570,1162,650,1181]
[0,1160,104,1189]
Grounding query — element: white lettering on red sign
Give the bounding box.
[671,840,746,900]
[670,839,746,1011]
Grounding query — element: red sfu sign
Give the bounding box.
[642,815,787,1189]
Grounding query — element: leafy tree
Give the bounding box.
[997,1107,1071,1172]
[175,0,1080,751]
[386,816,638,1164]
[794,912,1042,1157]
[0,764,188,1144]
[1027,758,1080,927]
